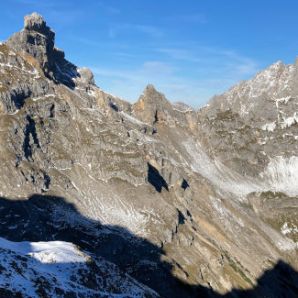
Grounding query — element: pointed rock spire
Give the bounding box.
[6,12,55,74]
[24,12,51,34]
[5,12,95,90]
[133,84,174,125]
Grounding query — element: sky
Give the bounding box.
[1,0,298,107]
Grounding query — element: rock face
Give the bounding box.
[197,60,298,189]
[6,12,92,89]
[7,13,56,76]
[0,13,298,298]
[133,84,175,125]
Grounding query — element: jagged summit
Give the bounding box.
[144,84,158,92]
[141,84,167,102]
[7,12,55,73]
[6,12,94,89]
[0,12,97,113]
[206,58,297,120]
[133,84,174,125]
[197,55,298,179]
[24,12,52,35]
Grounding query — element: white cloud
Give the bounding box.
[92,60,174,84]
[156,48,203,63]
[134,25,164,38]
[108,23,164,39]
[157,45,259,77]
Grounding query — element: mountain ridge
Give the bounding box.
[0,12,297,298]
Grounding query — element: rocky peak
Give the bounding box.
[24,12,52,36]
[144,83,158,93]
[197,56,298,180]
[7,13,55,74]
[5,12,94,89]
[204,59,298,123]
[133,84,174,125]
[0,12,96,114]
[142,84,167,102]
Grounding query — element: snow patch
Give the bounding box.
[183,140,263,197]
[32,94,55,102]
[0,237,87,264]
[261,156,298,196]
[0,237,157,297]
[262,121,276,132]
[184,140,298,197]
[87,194,154,236]
[280,112,298,129]
[281,222,298,236]
[275,96,291,106]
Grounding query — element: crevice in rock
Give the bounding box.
[153,110,158,124]
[42,173,51,192]
[23,115,40,160]
[15,155,22,167]
[186,209,192,220]
[177,209,186,225]
[49,103,55,118]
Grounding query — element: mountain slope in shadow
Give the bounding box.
[0,194,297,298]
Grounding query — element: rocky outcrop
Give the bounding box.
[133,84,198,132]
[198,58,298,180]
[7,12,56,76]
[6,12,95,89]
[133,84,175,125]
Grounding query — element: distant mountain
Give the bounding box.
[0,12,297,298]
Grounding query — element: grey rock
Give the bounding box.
[133,84,175,125]
[24,12,48,32]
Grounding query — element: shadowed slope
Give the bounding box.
[0,194,297,297]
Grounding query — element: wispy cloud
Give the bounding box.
[91,60,179,101]
[47,10,84,26]
[89,45,260,107]
[92,61,174,83]
[156,45,259,77]
[90,61,214,105]
[108,23,164,39]
[134,25,164,38]
[156,48,203,63]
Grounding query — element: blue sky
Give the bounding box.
[1,0,298,107]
